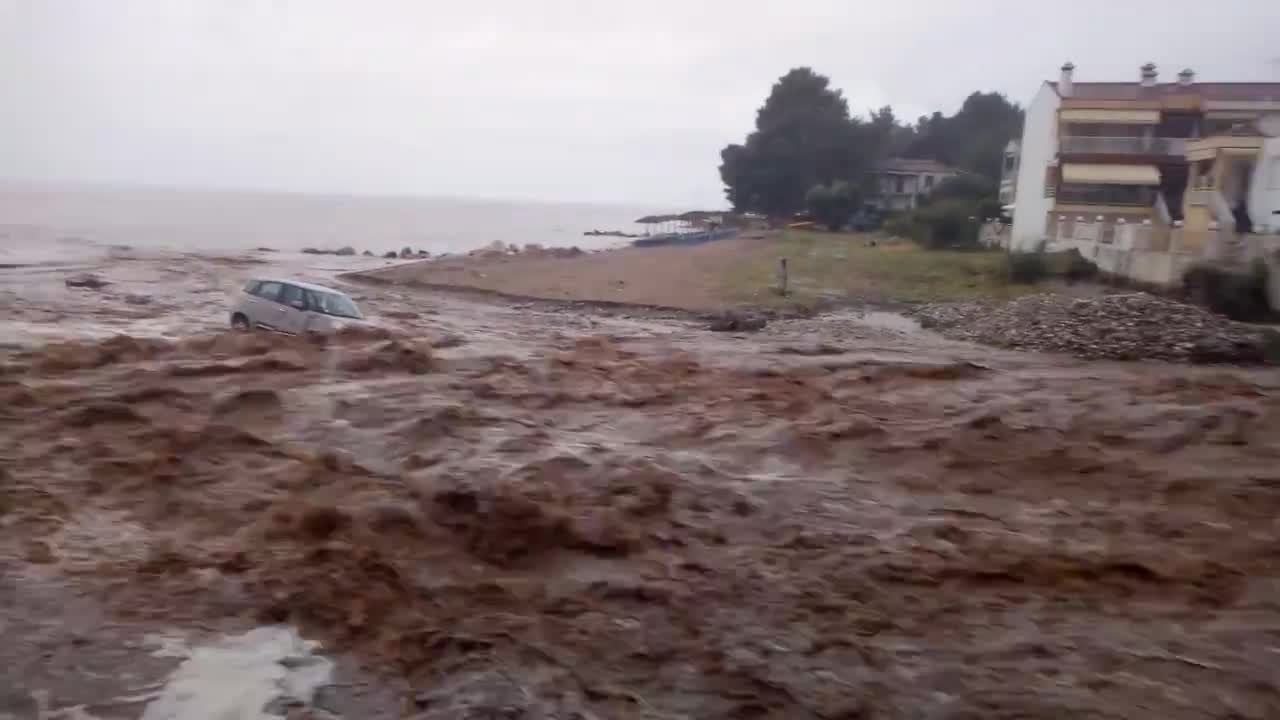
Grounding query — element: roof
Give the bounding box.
[879,158,957,174]
[1050,82,1280,102]
[252,277,349,295]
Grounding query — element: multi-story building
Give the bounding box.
[1010,62,1280,249]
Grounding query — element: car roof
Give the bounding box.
[251,277,350,295]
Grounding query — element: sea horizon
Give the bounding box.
[0,181,697,263]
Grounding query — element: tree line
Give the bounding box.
[718,67,1024,222]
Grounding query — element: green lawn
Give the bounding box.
[721,230,1038,307]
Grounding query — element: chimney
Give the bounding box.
[1178,68,1195,86]
[1059,62,1075,97]
[1140,62,1158,88]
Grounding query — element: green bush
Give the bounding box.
[914,200,980,249]
[1006,251,1049,284]
[1183,262,1273,321]
[882,214,923,242]
[804,181,859,231]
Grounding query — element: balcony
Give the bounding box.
[1059,136,1186,157]
[1056,185,1156,207]
[1186,135,1264,162]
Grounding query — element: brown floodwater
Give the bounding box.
[4,247,1280,719]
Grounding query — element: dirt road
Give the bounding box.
[4,247,1280,718]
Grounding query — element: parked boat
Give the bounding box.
[632,228,737,248]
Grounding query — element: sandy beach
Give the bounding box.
[361,234,777,311]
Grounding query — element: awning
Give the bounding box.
[1060,109,1160,125]
[1062,163,1160,185]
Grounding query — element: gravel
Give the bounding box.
[910,292,1278,364]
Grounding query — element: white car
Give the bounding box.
[230,277,366,334]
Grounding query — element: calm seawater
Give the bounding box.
[0,184,678,263]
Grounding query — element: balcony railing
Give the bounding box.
[1059,136,1186,156]
[1056,185,1155,207]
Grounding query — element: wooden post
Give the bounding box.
[778,257,789,296]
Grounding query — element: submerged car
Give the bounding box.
[230,277,365,334]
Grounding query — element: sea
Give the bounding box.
[0,183,677,265]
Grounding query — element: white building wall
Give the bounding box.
[1010,83,1061,250]
[1250,137,1280,234]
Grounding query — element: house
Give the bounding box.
[873,158,958,211]
[1010,62,1280,250]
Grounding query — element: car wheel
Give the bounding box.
[231,313,251,331]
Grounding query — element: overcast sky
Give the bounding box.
[2,1,1278,208]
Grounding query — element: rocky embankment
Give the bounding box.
[912,292,1279,364]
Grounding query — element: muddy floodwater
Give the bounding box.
[4,245,1280,718]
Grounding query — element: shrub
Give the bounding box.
[1183,262,1273,321]
[804,181,859,231]
[914,200,980,249]
[882,214,923,242]
[1063,249,1098,283]
[1006,251,1049,284]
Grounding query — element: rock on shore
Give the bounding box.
[911,292,1277,364]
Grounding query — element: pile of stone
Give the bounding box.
[911,292,1277,364]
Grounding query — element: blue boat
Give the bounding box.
[632,228,737,248]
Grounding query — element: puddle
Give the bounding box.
[140,626,333,720]
[855,310,921,334]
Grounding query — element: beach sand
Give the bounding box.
[360,234,777,311]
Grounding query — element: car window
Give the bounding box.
[305,289,363,319]
[243,280,260,294]
[255,281,283,302]
[279,284,306,308]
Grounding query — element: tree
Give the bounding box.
[926,174,996,204]
[904,92,1023,182]
[720,71,1023,215]
[719,68,874,218]
[805,181,860,231]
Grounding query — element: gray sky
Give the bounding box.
[2,0,1278,207]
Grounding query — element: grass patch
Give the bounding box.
[721,230,1042,305]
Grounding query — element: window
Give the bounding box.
[894,176,905,193]
[279,284,306,308]
[925,175,935,190]
[305,290,363,319]
[1004,155,1016,172]
[255,281,283,302]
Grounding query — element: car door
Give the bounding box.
[274,283,310,334]
[248,281,284,330]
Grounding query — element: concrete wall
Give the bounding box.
[1049,217,1280,292]
[1010,83,1060,250]
[1251,137,1280,234]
